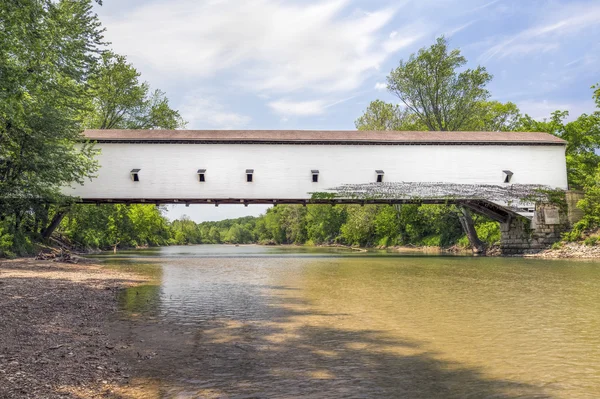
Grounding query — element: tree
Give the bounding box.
[0,0,104,255]
[305,205,347,244]
[518,108,600,190]
[387,36,492,132]
[470,101,521,132]
[570,165,600,235]
[384,36,497,253]
[85,51,186,130]
[341,206,378,247]
[355,100,424,131]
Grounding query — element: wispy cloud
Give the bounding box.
[268,99,329,116]
[269,93,362,116]
[103,0,423,95]
[180,94,251,129]
[374,82,387,91]
[444,21,476,37]
[518,99,596,121]
[480,3,600,62]
[468,0,502,13]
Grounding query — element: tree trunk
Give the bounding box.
[41,209,68,240]
[458,206,486,255]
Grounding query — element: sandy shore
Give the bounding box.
[0,258,158,398]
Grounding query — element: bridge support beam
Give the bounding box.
[499,203,569,255]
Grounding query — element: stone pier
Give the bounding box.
[500,194,583,255]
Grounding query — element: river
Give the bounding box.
[95,245,600,398]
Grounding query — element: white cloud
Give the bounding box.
[467,0,501,13]
[374,82,387,91]
[102,0,424,95]
[480,3,600,62]
[518,99,596,121]
[269,93,362,117]
[180,95,251,129]
[444,21,475,37]
[268,99,328,116]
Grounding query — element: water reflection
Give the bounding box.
[98,245,600,398]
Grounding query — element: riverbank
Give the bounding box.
[528,242,600,258]
[0,258,154,398]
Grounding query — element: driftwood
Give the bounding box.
[35,247,78,264]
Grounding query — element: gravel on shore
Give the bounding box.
[527,242,600,259]
[0,258,154,398]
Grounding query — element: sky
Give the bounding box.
[94,0,600,222]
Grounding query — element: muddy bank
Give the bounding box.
[528,242,600,258]
[0,258,154,398]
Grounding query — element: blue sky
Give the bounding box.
[94,0,599,222]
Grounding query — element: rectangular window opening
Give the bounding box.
[376,170,384,183]
[312,174,319,183]
[130,169,141,182]
[247,174,253,182]
[198,169,206,182]
[503,170,513,184]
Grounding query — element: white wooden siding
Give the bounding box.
[63,143,568,199]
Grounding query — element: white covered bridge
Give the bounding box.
[63,129,573,254]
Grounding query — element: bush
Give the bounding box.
[0,225,15,258]
[476,221,501,246]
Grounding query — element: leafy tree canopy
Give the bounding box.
[85,51,186,129]
[387,36,492,132]
[0,0,104,255]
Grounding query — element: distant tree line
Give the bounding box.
[51,203,499,252]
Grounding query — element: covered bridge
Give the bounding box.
[63,129,572,254]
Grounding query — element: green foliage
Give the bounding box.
[0,0,189,256]
[373,206,401,246]
[341,206,378,246]
[305,205,346,244]
[469,101,521,132]
[0,224,15,258]
[0,0,104,254]
[84,51,186,129]
[474,221,501,246]
[566,165,600,240]
[52,201,504,252]
[60,204,173,249]
[518,109,600,190]
[387,36,492,131]
[171,216,202,245]
[355,100,425,131]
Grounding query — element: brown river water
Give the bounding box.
[96,245,600,398]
